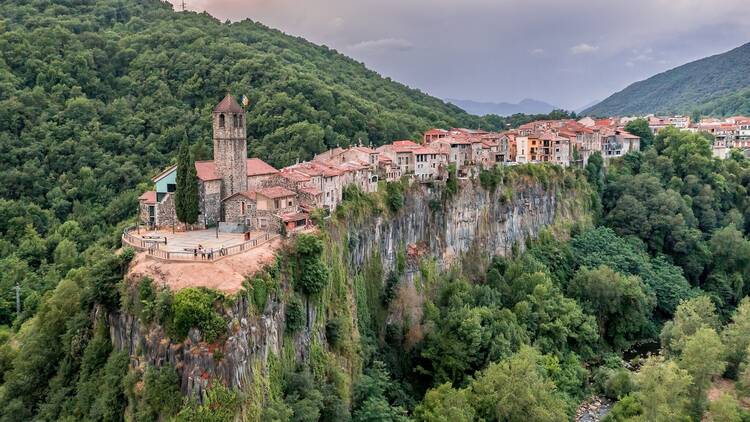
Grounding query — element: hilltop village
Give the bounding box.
[139,96,750,235]
[138,94,648,233]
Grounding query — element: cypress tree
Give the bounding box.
[184,157,199,225]
[175,142,199,225]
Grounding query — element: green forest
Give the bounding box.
[3,0,750,421]
[583,41,750,117]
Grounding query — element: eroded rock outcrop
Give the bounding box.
[110,175,590,398]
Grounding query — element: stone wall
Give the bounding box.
[200,180,222,225]
[156,193,177,228]
[223,195,257,226]
[247,174,276,190]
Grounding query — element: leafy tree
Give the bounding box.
[567,266,655,350]
[604,394,643,421]
[660,295,720,356]
[706,226,750,312]
[705,392,742,422]
[171,288,226,342]
[418,276,528,385]
[624,118,654,150]
[721,298,750,377]
[413,383,474,422]
[470,346,569,422]
[513,278,599,358]
[137,365,183,421]
[634,357,693,422]
[175,141,199,225]
[677,327,726,415]
[293,234,329,296]
[352,361,407,422]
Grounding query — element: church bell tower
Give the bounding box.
[212,94,248,199]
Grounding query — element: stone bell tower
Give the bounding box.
[212,94,248,199]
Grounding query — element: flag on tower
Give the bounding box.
[240,95,250,108]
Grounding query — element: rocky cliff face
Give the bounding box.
[339,178,587,278]
[110,176,589,399]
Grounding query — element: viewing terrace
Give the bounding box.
[122,227,278,262]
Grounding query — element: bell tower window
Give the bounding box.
[233,114,239,128]
[219,114,225,128]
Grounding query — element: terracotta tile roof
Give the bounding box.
[213,94,244,113]
[280,212,309,222]
[394,140,419,146]
[195,160,219,181]
[287,163,324,177]
[452,128,489,135]
[258,186,296,199]
[351,146,378,154]
[378,155,393,163]
[194,159,278,181]
[413,146,441,155]
[280,170,311,183]
[139,191,157,203]
[247,158,279,176]
[299,186,322,196]
[617,130,640,139]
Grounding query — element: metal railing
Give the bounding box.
[121,227,278,262]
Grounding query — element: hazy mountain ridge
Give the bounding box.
[447,97,558,116]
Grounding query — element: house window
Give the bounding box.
[241,201,246,215]
[288,200,293,207]
[219,114,225,128]
[167,183,176,192]
[274,199,280,209]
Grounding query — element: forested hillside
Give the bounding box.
[0,0,570,255]
[583,42,750,116]
[6,0,750,421]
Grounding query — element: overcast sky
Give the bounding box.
[168,0,750,110]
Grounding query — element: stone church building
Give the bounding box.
[138,94,302,231]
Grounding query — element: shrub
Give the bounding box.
[446,164,458,196]
[286,296,305,333]
[297,259,329,296]
[604,368,634,399]
[326,318,344,348]
[171,288,225,343]
[121,246,136,263]
[293,235,329,296]
[249,276,272,312]
[385,182,404,213]
[479,166,503,191]
[382,271,399,305]
[139,366,182,420]
[137,277,157,323]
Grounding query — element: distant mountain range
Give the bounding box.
[584,41,750,117]
[447,98,558,116]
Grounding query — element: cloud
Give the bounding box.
[570,43,599,54]
[530,48,545,56]
[347,38,413,53]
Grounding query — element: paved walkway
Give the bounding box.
[132,229,263,253]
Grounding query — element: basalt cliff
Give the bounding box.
[110,168,592,414]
